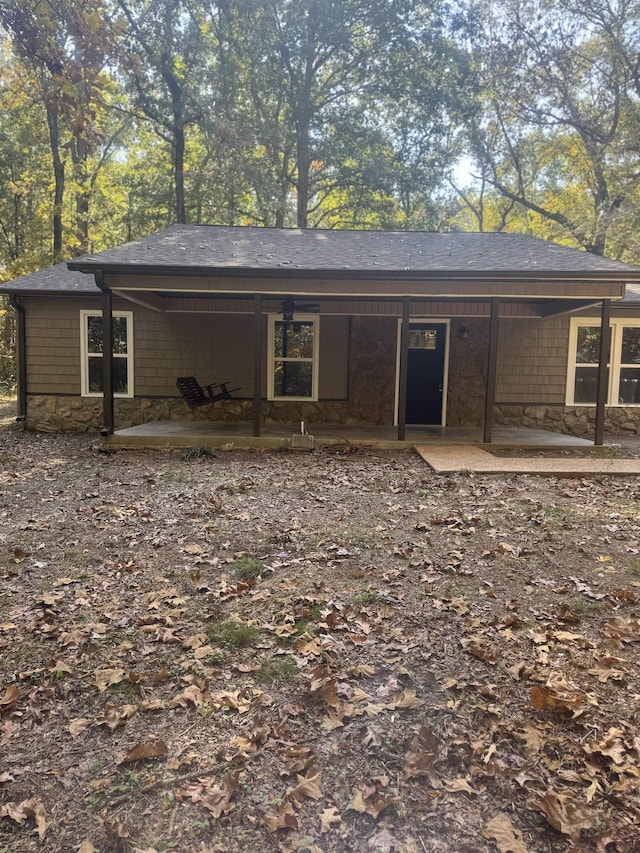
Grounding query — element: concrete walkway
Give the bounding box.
[416,444,640,476]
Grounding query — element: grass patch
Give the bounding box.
[356,588,385,605]
[255,655,298,686]
[181,446,216,460]
[206,620,259,648]
[230,557,263,580]
[563,595,606,614]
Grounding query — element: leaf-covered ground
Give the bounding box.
[1,413,640,853]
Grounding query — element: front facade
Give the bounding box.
[3,226,640,442]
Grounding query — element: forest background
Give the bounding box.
[0,0,638,390]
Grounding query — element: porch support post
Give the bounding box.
[483,298,500,444]
[253,294,262,437]
[594,298,611,446]
[397,296,410,441]
[100,277,114,436]
[9,296,26,422]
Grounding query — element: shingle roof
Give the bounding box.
[3,227,640,296]
[0,261,98,294]
[66,225,640,280]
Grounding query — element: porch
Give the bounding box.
[103,419,594,451]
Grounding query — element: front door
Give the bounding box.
[405,322,447,425]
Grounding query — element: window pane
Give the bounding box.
[87,316,103,354]
[274,321,314,358]
[409,329,437,350]
[574,366,598,403]
[619,368,640,404]
[576,326,601,363]
[88,355,102,393]
[113,318,128,355]
[86,316,128,354]
[273,361,313,397]
[88,355,128,394]
[621,327,640,365]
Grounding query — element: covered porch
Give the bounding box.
[63,226,635,446]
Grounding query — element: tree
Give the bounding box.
[0,0,117,259]
[115,0,209,224]
[467,0,640,258]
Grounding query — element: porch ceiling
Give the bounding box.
[111,288,602,320]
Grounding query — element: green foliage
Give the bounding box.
[206,620,259,648]
[230,557,263,580]
[0,0,639,268]
[255,655,297,686]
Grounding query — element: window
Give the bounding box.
[268,315,319,401]
[567,318,640,406]
[80,310,134,397]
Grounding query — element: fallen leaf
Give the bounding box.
[443,777,480,795]
[530,685,583,715]
[0,797,47,840]
[405,725,440,780]
[0,684,20,713]
[528,790,594,842]
[483,813,528,853]
[69,718,90,739]
[263,800,299,832]
[95,668,127,693]
[319,806,341,834]
[287,769,322,804]
[118,740,168,764]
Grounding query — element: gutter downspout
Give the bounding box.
[9,295,26,423]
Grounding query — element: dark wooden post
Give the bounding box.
[253,294,262,437]
[483,298,500,444]
[594,299,611,446]
[9,296,26,422]
[100,280,114,436]
[397,296,410,441]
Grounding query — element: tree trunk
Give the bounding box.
[296,119,310,229]
[174,123,186,224]
[46,102,64,263]
[71,136,90,254]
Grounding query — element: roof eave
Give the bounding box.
[65,261,640,283]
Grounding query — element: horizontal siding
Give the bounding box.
[496,317,569,403]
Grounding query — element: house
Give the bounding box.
[2,224,640,444]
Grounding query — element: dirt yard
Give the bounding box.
[1,405,640,852]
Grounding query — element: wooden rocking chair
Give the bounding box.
[176,376,240,409]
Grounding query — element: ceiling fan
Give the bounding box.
[276,298,320,322]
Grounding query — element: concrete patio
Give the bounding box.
[104,419,596,451]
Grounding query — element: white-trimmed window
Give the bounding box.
[268,315,319,401]
[80,310,134,397]
[567,318,640,405]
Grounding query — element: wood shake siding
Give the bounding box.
[496,317,569,403]
[26,298,85,394]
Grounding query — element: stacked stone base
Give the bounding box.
[495,404,640,437]
[22,395,395,433]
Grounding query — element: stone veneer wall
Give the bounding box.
[495,404,640,436]
[446,318,489,427]
[24,395,393,433]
